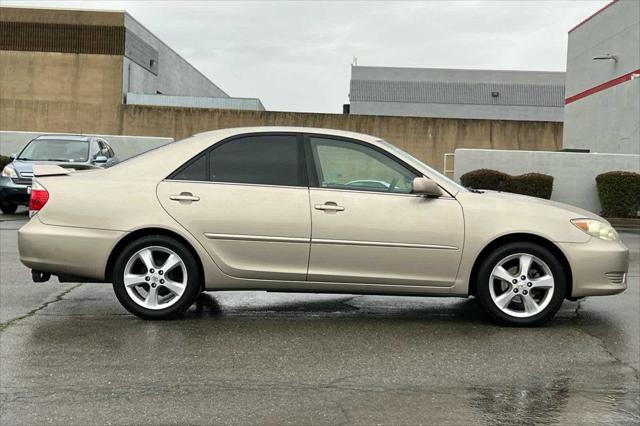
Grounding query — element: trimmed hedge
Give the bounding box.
[596,171,640,218]
[460,168,554,199]
[0,155,10,171]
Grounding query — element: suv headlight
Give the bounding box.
[1,164,18,179]
[571,219,619,241]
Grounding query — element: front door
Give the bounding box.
[157,133,311,281]
[306,136,464,287]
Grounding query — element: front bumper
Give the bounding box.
[18,215,124,281]
[0,176,29,206]
[558,237,629,298]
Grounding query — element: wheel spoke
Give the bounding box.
[161,278,185,296]
[124,273,146,287]
[138,249,156,271]
[521,293,539,315]
[124,246,187,311]
[161,254,181,273]
[145,286,159,308]
[530,275,554,289]
[493,266,515,283]
[519,255,533,278]
[495,291,516,309]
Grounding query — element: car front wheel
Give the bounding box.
[112,235,201,320]
[476,242,567,326]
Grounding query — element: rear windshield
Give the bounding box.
[18,139,89,162]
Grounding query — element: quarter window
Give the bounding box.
[209,135,304,186]
[173,154,207,181]
[309,137,418,194]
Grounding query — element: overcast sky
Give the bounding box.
[4,0,608,113]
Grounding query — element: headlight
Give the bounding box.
[571,219,619,241]
[1,164,17,179]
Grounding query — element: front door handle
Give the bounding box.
[314,202,345,212]
[169,192,200,203]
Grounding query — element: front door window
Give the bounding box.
[309,137,418,193]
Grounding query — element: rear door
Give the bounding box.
[157,133,311,281]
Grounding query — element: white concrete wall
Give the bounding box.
[453,148,640,214]
[0,131,174,160]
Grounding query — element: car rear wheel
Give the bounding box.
[112,235,201,320]
[476,242,566,326]
[0,204,18,214]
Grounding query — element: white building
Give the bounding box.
[562,0,640,154]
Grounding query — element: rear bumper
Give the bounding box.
[558,238,629,298]
[0,176,29,206]
[18,215,124,281]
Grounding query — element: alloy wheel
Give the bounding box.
[489,253,555,318]
[123,246,188,310]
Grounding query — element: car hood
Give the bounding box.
[9,160,99,174]
[478,190,603,221]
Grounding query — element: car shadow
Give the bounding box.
[181,292,492,324]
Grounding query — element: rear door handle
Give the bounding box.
[169,192,200,202]
[314,202,345,212]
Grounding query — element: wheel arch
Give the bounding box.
[105,227,205,289]
[467,233,573,298]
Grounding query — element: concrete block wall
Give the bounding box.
[453,148,640,214]
[0,131,174,160]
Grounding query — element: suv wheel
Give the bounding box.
[112,235,201,320]
[476,242,566,326]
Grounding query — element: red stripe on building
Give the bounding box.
[565,69,640,105]
[569,0,618,33]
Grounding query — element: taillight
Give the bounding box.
[30,188,49,212]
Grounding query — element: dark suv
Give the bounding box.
[0,134,118,214]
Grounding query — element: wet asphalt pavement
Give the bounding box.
[1,209,639,425]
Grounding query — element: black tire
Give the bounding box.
[476,242,566,327]
[0,204,18,214]
[112,235,201,320]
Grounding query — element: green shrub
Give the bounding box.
[0,155,11,171]
[509,173,554,200]
[460,169,510,191]
[596,171,640,218]
[460,168,554,199]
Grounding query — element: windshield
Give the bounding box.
[18,139,90,162]
[376,139,468,193]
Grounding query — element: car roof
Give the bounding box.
[193,126,382,143]
[101,126,461,196]
[34,134,93,142]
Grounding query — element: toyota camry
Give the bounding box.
[18,127,629,325]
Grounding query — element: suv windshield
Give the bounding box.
[18,139,90,162]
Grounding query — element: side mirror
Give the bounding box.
[9,153,16,160]
[93,155,108,164]
[412,177,443,197]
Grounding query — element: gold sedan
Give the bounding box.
[18,127,629,326]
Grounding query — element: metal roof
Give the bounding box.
[350,66,565,108]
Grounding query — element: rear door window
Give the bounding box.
[209,135,305,186]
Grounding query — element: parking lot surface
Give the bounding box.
[1,209,638,425]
